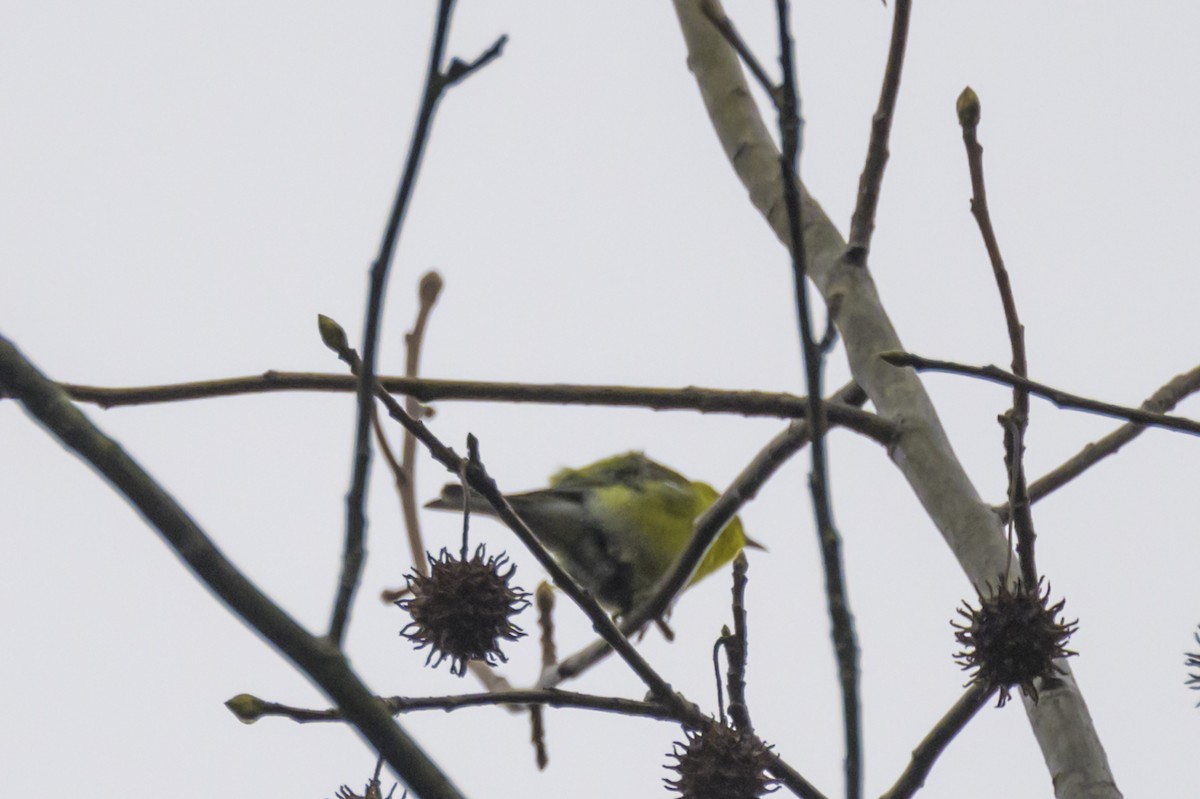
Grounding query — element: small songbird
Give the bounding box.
[425,451,757,617]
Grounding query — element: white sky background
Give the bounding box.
[2,1,1199,797]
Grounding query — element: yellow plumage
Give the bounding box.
[426,452,753,616]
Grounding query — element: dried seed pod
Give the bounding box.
[397,545,529,676]
[664,720,776,799]
[953,578,1078,706]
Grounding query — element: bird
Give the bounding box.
[425,451,758,617]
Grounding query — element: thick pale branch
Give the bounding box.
[670,1,1119,795]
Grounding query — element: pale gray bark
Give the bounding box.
[670,2,1121,796]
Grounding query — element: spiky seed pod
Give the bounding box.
[664,721,776,799]
[397,545,529,676]
[953,578,1078,706]
[1183,627,1200,704]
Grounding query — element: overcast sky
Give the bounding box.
[3,2,1199,797]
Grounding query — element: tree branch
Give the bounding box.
[399,271,445,576]
[235,689,679,724]
[0,335,465,799]
[846,0,912,264]
[669,1,1120,793]
[1005,365,1200,516]
[45,372,894,441]
[331,0,506,647]
[880,684,995,799]
[956,86,1037,586]
[881,352,1200,437]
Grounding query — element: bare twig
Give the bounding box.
[0,336,466,799]
[371,411,408,524]
[398,271,445,575]
[288,673,828,799]
[332,0,506,647]
[47,373,894,441]
[879,683,995,799]
[774,1,861,794]
[531,581,557,769]
[464,661,515,695]
[529,704,547,770]
[846,0,913,264]
[880,351,1200,437]
[725,552,752,733]
[1006,365,1200,516]
[240,689,679,723]
[766,754,829,799]
[956,86,1037,587]
[713,636,727,724]
[389,688,677,720]
[440,33,508,89]
[536,581,558,669]
[700,6,776,100]
[364,284,440,510]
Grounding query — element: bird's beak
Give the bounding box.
[743,535,767,551]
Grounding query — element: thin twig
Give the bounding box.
[879,683,995,799]
[765,753,829,799]
[372,410,408,523]
[243,690,680,723]
[725,552,752,733]
[0,336,466,799]
[440,33,508,89]
[775,1,861,795]
[47,373,894,441]
[331,0,507,647]
[536,581,558,670]
[846,0,913,264]
[700,6,777,100]
[531,581,557,769]
[464,660,516,695]
[529,704,547,770]
[398,271,444,575]
[957,86,1037,587]
[389,689,678,719]
[713,636,727,724]
[1004,365,1200,517]
[880,351,1200,437]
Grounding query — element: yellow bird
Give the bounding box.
[426,451,757,616]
